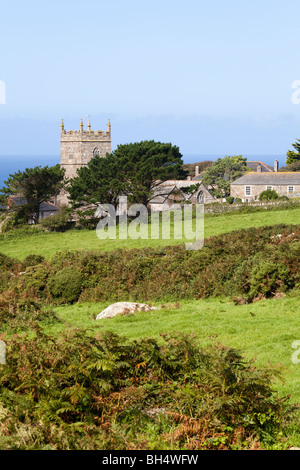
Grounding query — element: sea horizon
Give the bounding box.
[0,153,286,188]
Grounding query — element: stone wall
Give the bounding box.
[204,199,300,214]
[231,184,300,201]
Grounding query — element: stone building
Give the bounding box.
[246,160,278,173]
[58,118,111,205]
[230,172,300,202]
[149,179,216,211]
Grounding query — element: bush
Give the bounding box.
[16,264,50,300]
[0,328,290,449]
[41,206,71,232]
[225,196,235,204]
[280,161,300,172]
[21,254,45,271]
[259,189,279,201]
[249,260,292,299]
[0,252,19,271]
[48,266,83,304]
[0,253,19,293]
[0,291,59,332]
[1,224,299,305]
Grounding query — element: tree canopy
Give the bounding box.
[286,139,300,165]
[279,161,300,172]
[67,154,124,209]
[201,155,248,198]
[0,165,65,223]
[68,140,187,210]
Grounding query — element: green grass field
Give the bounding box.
[1,205,300,447]
[0,206,300,260]
[50,292,300,405]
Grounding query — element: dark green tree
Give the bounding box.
[286,139,300,165]
[202,155,248,198]
[0,165,65,224]
[68,140,187,210]
[111,140,187,207]
[67,154,124,209]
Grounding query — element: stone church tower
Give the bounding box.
[58,118,111,205]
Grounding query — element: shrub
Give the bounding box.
[0,291,59,332]
[0,207,28,232]
[0,253,19,293]
[225,196,235,204]
[21,254,45,270]
[249,260,292,299]
[259,189,279,201]
[0,252,19,271]
[1,224,299,305]
[48,266,83,304]
[41,206,71,232]
[0,328,290,449]
[16,264,50,300]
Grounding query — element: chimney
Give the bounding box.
[274,160,279,172]
[257,164,262,172]
[195,165,199,177]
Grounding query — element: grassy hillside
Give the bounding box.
[0,207,299,449]
[0,205,299,260]
[52,292,300,404]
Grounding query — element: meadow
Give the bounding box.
[0,205,300,260]
[0,203,299,449]
[52,293,300,404]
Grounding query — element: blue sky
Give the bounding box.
[1,0,300,164]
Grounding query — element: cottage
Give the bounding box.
[246,160,277,173]
[230,172,300,202]
[6,197,59,222]
[149,179,216,211]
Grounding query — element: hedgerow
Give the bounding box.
[1,223,300,304]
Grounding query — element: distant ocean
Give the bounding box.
[0,156,59,188]
[0,154,285,188]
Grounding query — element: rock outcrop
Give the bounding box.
[96,302,158,320]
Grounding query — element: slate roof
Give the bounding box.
[231,172,300,185]
[7,197,59,212]
[191,161,274,182]
[192,171,205,181]
[246,161,274,172]
[151,180,201,203]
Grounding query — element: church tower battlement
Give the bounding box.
[58,118,111,206]
[60,118,111,180]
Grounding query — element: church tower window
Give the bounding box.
[93,147,99,157]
